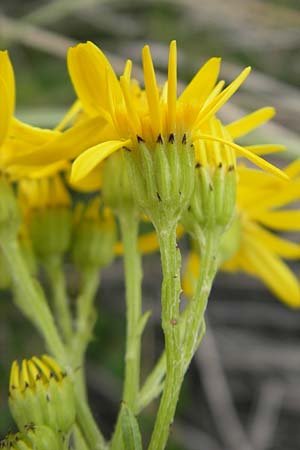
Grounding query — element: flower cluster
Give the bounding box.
[0,41,299,450]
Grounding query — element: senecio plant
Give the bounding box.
[0,41,299,450]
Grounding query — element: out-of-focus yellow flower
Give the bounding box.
[18,175,71,215]
[0,51,62,176]
[8,41,286,189]
[183,162,300,308]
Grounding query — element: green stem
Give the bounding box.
[44,254,73,344]
[147,224,183,450]
[110,211,142,450]
[75,393,107,450]
[0,236,66,363]
[182,229,220,371]
[72,266,100,367]
[73,425,90,450]
[71,266,101,404]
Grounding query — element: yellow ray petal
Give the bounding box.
[195,133,288,180]
[9,361,20,391]
[202,80,225,109]
[226,107,275,139]
[6,116,113,167]
[71,139,131,185]
[8,160,69,181]
[194,67,251,128]
[258,210,300,231]
[142,45,161,137]
[0,77,11,145]
[247,223,300,259]
[284,159,300,179]
[120,75,141,135]
[67,41,122,117]
[179,57,221,107]
[55,99,82,131]
[244,144,285,156]
[0,50,15,112]
[248,182,300,218]
[69,163,103,192]
[237,166,274,187]
[167,40,177,133]
[242,234,300,308]
[11,118,60,145]
[123,59,132,80]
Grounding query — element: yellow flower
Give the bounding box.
[184,162,300,307]
[8,41,286,188]
[18,175,71,215]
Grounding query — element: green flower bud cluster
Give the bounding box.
[125,134,195,230]
[0,424,62,450]
[9,355,76,440]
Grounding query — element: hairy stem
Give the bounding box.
[147,225,183,450]
[110,211,142,450]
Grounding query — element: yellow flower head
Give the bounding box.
[6,41,286,190]
[67,41,285,188]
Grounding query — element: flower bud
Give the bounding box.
[0,425,63,450]
[18,176,72,260]
[9,355,76,437]
[219,216,241,264]
[181,122,237,239]
[72,197,117,269]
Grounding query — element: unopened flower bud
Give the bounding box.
[9,356,76,437]
[182,122,237,239]
[72,198,117,269]
[18,176,72,260]
[0,425,63,450]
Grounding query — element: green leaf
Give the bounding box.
[121,403,143,450]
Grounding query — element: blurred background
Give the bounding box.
[0,1,300,449]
